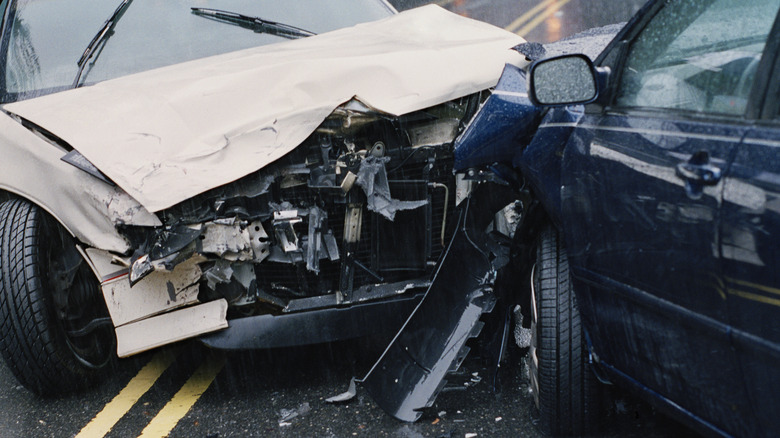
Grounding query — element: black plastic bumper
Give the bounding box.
[198,293,423,350]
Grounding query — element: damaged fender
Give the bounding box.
[0,113,159,253]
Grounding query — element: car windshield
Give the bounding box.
[0,0,393,103]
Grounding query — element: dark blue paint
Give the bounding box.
[361,199,499,422]
[514,106,583,228]
[460,0,780,435]
[453,64,540,171]
[719,125,780,435]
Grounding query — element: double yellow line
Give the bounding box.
[76,349,225,438]
[436,0,573,37]
[505,0,574,36]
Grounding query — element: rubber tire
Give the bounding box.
[529,226,599,435]
[0,199,112,395]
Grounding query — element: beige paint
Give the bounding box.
[115,299,228,358]
[99,256,204,327]
[82,248,131,282]
[6,6,526,212]
[86,240,224,356]
[0,114,160,253]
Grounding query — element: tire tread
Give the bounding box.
[0,199,95,394]
[535,226,599,435]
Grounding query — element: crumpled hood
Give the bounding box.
[4,5,525,212]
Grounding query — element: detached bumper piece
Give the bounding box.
[360,208,497,422]
[198,292,423,350]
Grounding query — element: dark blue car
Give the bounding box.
[456,0,780,436]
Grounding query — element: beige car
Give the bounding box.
[0,0,524,411]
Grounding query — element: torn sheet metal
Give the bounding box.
[203,259,234,290]
[201,222,253,261]
[453,63,540,171]
[356,156,428,221]
[4,6,526,212]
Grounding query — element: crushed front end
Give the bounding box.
[89,96,482,356]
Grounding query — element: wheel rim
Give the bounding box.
[44,217,114,369]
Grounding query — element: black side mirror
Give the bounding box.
[528,54,599,106]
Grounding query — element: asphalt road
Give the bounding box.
[0,338,689,438]
[393,0,647,43]
[0,1,696,437]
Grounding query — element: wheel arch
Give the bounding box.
[0,188,82,246]
[0,113,161,254]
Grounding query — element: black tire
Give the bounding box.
[0,199,115,395]
[528,226,599,435]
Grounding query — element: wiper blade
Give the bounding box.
[191,8,316,39]
[73,0,133,87]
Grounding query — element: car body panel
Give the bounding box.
[0,112,158,253]
[199,291,423,350]
[115,298,228,357]
[556,112,754,435]
[722,124,780,433]
[545,1,780,434]
[453,63,540,171]
[4,5,525,213]
[360,184,511,422]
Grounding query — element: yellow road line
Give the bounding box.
[515,0,573,37]
[728,288,780,307]
[505,0,556,33]
[137,355,226,438]
[76,349,179,438]
[727,277,780,297]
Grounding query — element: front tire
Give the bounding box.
[528,226,599,435]
[0,199,115,395]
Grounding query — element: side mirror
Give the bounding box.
[528,54,599,106]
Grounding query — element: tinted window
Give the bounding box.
[616,0,780,115]
[1,0,392,102]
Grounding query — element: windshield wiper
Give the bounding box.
[191,8,316,39]
[73,0,133,88]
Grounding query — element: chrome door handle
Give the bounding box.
[676,162,722,185]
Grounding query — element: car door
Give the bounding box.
[556,0,779,434]
[720,28,780,434]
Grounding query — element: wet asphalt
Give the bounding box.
[0,1,698,437]
[0,338,691,437]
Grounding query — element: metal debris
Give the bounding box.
[326,377,357,404]
[355,156,428,221]
[278,402,311,425]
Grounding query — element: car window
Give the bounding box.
[0,0,393,103]
[615,0,780,116]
